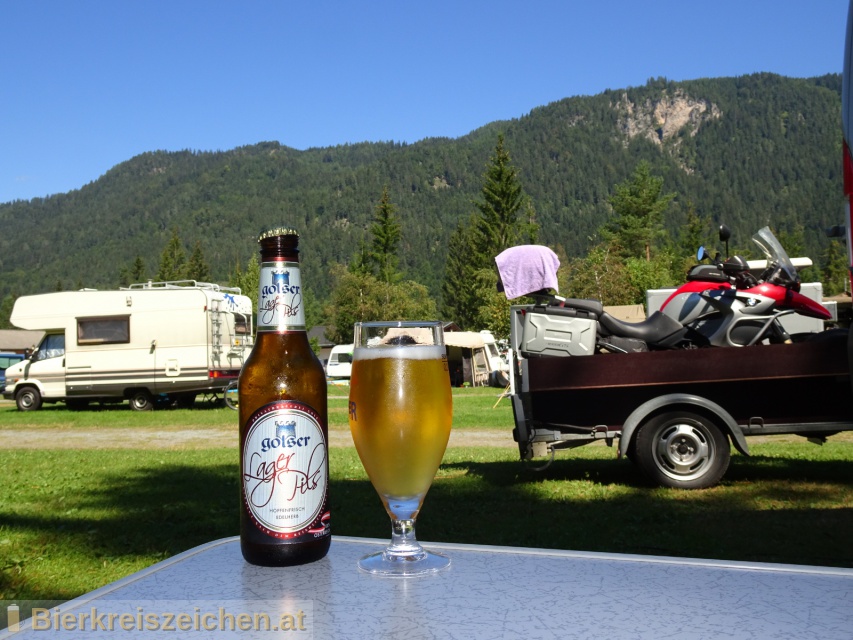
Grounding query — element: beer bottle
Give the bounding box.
[239,228,330,566]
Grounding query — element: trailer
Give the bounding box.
[2,281,253,411]
[508,303,853,489]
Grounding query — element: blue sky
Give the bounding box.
[1,0,848,203]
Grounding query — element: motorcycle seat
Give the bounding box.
[598,310,683,343]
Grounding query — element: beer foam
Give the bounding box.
[353,344,445,361]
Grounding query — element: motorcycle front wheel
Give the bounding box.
[634,411,730,489]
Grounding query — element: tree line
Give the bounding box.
[1,130,848,336]
[0,74,847,333]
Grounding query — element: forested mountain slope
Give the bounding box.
[0,73,842,304]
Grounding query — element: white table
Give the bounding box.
[3,536,852,639]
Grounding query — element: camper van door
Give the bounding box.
[27,333,67,399]
[152,306,198,392]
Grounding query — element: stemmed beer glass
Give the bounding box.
[348,321,453,576]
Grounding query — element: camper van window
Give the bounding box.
[473,349,488,371]
[35,334,65,361]
[235,314,250,335]
[77,316,131,345]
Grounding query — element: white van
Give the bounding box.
[326,344,354,380]
[2,281,253,411]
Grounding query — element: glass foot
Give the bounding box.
[357,548,450,577]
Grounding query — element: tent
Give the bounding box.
[444,331,492,387]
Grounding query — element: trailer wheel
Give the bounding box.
[129,390,154,411]
[634,411,730,489]
[15,387,42,412]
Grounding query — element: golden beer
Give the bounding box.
[348,344,452,511]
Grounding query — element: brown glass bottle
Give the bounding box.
[239,228,330,566]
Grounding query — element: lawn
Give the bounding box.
[0,388,851,609]
[0,387,514,431]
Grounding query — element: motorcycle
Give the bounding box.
[652,225,831,348]
[502,226,832,357]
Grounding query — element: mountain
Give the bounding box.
[0,73,843,306]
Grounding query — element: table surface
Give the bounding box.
[3,536,852,639]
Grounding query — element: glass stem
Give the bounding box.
[386,518,425,560]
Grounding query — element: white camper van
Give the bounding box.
[479,330,510,378]
[325,344,353,380]
[2,281,253,411]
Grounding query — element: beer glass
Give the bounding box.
[348,320,452,576]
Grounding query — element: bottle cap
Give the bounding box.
[258,228,299,243]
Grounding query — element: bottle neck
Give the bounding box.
[256,258,306,333]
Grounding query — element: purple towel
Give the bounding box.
[495,245,560,300]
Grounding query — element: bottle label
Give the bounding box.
[257,261,305,331]
[242,401,329,540]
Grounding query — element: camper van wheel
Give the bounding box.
[129,390,154,411]
[15,387,42,412]
[634,410,730,489]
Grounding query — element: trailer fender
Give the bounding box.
[618,393,750,458]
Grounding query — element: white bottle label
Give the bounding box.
[257,261,305,331]
[242,401,329,538]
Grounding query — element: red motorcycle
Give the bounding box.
[654,226,831,348]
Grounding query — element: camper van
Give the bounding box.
[2,281,253,411]
[444,331,506,387]
[326,344,354,380]
[480,330,509,378]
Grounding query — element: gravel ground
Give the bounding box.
[0,425,517,450]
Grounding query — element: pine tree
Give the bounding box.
[822,238,849,296]
[130,255,147,282]
[441,135,539,328]
[187,241,211,282]
[608,161,675,261]
[471,134,538,267]
[440,221,480,328]
[677,202,708,259]
[156,228,187,281]
[119,255,147,287]
[369,186,402,284]
[348,236,373,276]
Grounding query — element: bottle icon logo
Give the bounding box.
[276,420,296,440]
[272,269,290,286]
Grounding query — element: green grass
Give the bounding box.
[0,389,851,608]
[0,386,512,431]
